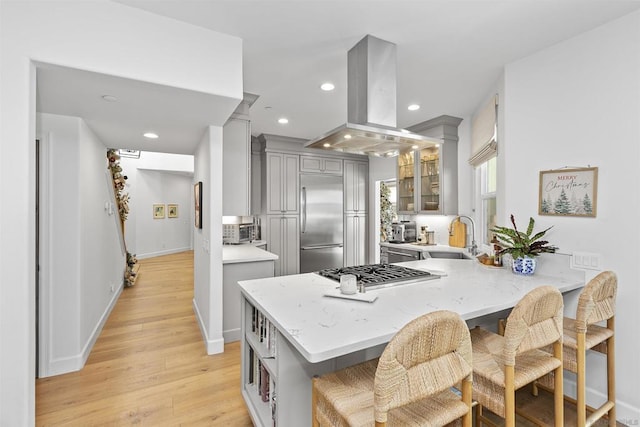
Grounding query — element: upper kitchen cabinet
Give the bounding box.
[265,152,299,214]
[300,155,343,175]
[344,160,368,213]
[223,93,259,216]
[397,115,462,215]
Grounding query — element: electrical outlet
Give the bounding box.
[571,252,602,270]
[110,283,115,292]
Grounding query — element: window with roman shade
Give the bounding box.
[469,94,498,167]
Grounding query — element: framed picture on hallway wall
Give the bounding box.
[194,182,203,229]
[153,204,165,219]
[168,204,179,218]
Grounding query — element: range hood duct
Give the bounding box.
[305,35,438,156]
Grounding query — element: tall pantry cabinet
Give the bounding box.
[259,135,303,276]
[344,160,368,267]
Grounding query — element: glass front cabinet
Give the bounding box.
[397,141,458,215]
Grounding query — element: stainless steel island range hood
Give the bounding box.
[305,35,439,157]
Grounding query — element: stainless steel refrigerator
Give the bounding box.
[300,174,344,273]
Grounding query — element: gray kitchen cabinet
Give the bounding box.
[265,153,299,215]
[223,118,251,216]
[344,160,368,213]
[398,115,462,215]
[266,215,300,276]
[223,259,274,342]
[344,213,367,267]
[300,155,343,175]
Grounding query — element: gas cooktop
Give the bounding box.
[316,263,440,290]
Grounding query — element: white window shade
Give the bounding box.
[469,94,498,167]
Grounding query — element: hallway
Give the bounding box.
[36,251,252,426]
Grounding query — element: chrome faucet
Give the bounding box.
[457,215,478,256]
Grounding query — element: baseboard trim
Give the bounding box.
[563,377,640,424]
[137,247,192,260]
[192,298,224,355]
[45,280,124,377]
[223,328,241,343]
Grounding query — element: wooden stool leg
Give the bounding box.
[577,333,586,427]
[476,403,483,427]
[462,377,472,427]
[505,365,516,427]
[311,376,319,427]
[607,318,616,427]
[553,341,564,427]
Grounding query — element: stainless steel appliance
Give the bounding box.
[390,221,417,243]
[316,263,439,291]
[380,245,423,264]
[223,223,257,244]
[300,174,344,273]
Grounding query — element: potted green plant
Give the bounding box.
[491,214,558,275]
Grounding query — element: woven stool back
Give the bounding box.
[576,270,617,333]
[373,310,473,422]
[502,285,564,366]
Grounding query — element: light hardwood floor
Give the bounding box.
[36,251,253,426]
[36,251,622,426]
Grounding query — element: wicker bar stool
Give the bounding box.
[534,270,617,426]
[470,285,564,427]
[311,310,473,427]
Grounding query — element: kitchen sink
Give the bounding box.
[426,251,472,260]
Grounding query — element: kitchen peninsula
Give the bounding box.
[239,257,585,426]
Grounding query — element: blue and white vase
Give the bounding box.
[512,256,537,275]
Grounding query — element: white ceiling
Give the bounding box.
[37,1,640,155]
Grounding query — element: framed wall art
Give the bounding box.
[539,167,598,217]
[153,204,165,219]
[167,204,179,218]
[194,182,203,229]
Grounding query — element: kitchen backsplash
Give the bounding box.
[396,214,459,245]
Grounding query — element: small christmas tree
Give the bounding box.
[554,189,571,214]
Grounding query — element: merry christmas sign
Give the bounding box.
[539,167,598,217]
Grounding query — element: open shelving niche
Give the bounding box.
[240,295,341,427]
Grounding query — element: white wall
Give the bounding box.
[0,1,241,424]
[503,10,640,421]
[37,113,125,377]
[120,153,195,258]
[193,127,225,355]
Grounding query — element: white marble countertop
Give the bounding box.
[238,258,584,363]
[222,244,278,264]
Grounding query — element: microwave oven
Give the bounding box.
[223,223,256,244]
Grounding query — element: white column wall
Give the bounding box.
[503,10,640,420]
[192,126,225,355]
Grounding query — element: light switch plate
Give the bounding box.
[571,251,602,270]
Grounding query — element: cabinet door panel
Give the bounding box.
[344,161,368,213]
[267,215,299,276]
[344,214,367,267]
[300,156,322,173]
[267,153,284,214]
[223,118,250,216]
[323,158,343,174]
[282,155,299,214]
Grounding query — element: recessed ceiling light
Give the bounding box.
[323,143,331,148]
[411,145,419,150]
[435,143,441,147]
[344,134,352,139]
[278,118,289,124]
[143,132,159,139]
[101,95,117,102]
[320,82,335,91]
[400,129,410,133]
[408,104,420,111]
